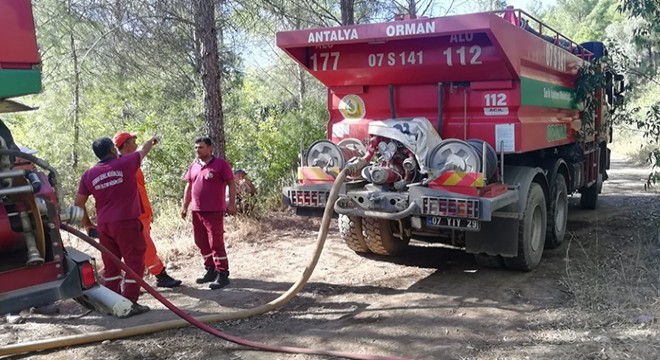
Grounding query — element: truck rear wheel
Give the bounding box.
[362,218,408,255]
[504,183,546,271]
[338,215,370,253]
[545,174,568,249]
[580,173,601,210]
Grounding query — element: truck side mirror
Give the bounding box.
[612,74,625,94]
[605,71,615,107]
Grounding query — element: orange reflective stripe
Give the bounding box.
[433,172,484,188]
[297,167,338,181]
[455,173,484,187]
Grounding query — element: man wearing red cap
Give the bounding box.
[75,136,158,317]
[113,131,182,288]
[181,137,236,290]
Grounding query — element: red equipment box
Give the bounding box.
[0,0,40,68]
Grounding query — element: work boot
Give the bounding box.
[119,303,150,319]
[155,270,182,288]
[209,271,230,290]
[196,267,216,284]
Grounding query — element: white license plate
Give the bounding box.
[426,216,480,231]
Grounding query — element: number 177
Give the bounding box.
[310,52,340,71]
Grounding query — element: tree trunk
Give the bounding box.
[69,0,80,170]
[193,0,225,158]
[295,18,305,109]
[340,0,355,25]
[649,44,655,75]
[408,0,417,17]
[297,65,306,110]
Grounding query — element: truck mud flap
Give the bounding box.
[465,217,519,256]
[465,165,547,257]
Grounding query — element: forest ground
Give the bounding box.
[2,154,660,360]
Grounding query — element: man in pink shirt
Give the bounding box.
[181,137,236,290]
[75,136,158,317]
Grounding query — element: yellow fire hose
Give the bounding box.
[0,168,410,360]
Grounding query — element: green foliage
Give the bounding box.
[224,69,327,205]
[620,0,660,21]
[574,60,607,139]
[572,0,622,42]
[3,0,257,214]
[625,103,660,188]
[542,0,622,43]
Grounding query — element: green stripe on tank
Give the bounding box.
[520,77,577,110]
[0,69,42,99]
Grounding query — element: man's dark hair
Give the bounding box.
[194,137,213,146]
[92,137,115,160]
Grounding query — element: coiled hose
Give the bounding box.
[0,168,410,360]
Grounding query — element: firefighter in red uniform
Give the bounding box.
[75,136,158,317]
[113,131,182,288]
[181,137,236,290]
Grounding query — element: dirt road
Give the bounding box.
[2,156,660,360]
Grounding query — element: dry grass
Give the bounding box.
[562,225,660,321]
[564,237,658,317]
[492,216,660,359]
[556,221,660,358]
[149,202,324,262]
[224,212,323,244]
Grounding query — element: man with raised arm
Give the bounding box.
[75,136,158,318]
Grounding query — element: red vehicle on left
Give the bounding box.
[0,0,99,316]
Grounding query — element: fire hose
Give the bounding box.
[1,167,410,360]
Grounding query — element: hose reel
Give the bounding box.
[428,138,497,181]
[304,139,367,178]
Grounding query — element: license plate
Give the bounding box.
[426,216,481,231]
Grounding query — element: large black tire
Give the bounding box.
[361,218,408,256]
[504,183,547,271]
[474,253,505,268]
[580,173,601,210]
[338,215,370,253]
[545,173,568,249]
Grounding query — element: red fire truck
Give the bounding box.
[278,7,624,270]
